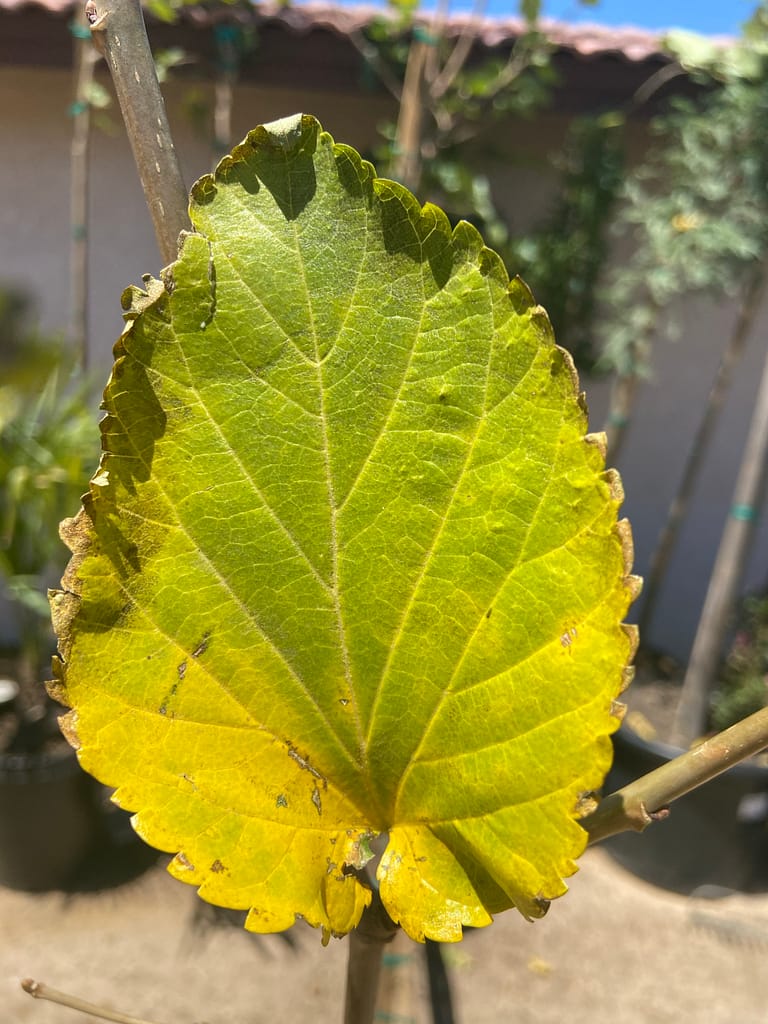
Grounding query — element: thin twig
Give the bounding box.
[213,77,234,157]
[674,308,768,745]
[393,38,430,190]
[603,363,640,461]
[583,706,768,844]
[627,61,687,113]
[348,28,403,101]
[21,979,166,1024]
[423,0,449,87]
[429,0,487,100]
[425,939,456,1024]
[441,47,532,149]
[638,266,767,636]
[70,7,98,370]
[377,930,418,1024]
[87,0,188,264]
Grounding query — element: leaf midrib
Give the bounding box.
[105,340,364,788]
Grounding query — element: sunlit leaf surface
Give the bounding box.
[51,115,638,942]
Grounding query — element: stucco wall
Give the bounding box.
[2,64,767,663]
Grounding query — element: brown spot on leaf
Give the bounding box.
[192,632,211,658]
[311,784,322,816]
[560,627,577,649]
[174,852,195,871]
[210,859,226,874]
[610,699,626,721]
[288,746,327,787]
[532,896,551,917]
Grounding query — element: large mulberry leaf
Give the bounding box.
[51,114,638,943]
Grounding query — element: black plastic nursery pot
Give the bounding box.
[0,742,99,891]
[603,725,768,895]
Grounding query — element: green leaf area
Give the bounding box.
[51,115,638,943]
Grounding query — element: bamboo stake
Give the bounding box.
[86,0,188,265]
[425,940,456,1024]
[604,369,638,462]
[393,36,430,191]
[673,310,768,746]
[638,269,767,637]
[377,930,420,1024]
[212,22,242,160]
[344,890,399,1024]
[69,7,98,370]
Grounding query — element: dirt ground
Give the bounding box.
[3,841,768,1024]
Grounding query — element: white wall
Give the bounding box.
[2,65,767,663]
[0,67,395,370]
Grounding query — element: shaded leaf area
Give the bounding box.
[51,115,638,943]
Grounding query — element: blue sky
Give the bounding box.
[539,0,753,36]
[328,1,758,37]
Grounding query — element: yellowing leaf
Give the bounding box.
[51,115,638,943]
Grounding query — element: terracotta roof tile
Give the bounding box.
[0,0,675,63]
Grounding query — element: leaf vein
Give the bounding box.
[104,400,354,761]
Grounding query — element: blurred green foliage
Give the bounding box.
[711,594,768,732]
[599,6,768,377]
[0,293,99,665]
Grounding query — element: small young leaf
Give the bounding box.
[51,115,638,943]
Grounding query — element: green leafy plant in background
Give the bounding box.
[599,10,768,460]
[711,593,768,733]
[0,298,99,683]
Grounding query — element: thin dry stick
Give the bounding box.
[604,365,639,461]
[628,61,686,111]
[70,7,98,370]
[212,22,242,159]
[344,890,399,1024]
[600,67,690,462]
[348,28,403,101]
[393,37,430,190]
[638,267,767,636]
[674,314,768,746]
[429,2,484,100]
[444,46,537,148]
[584,706,768,844]
[213,76,234,157]
[423,0,449,87]
[87,0,188,264]
[376,929,419,1024]
[21,979,165,1024]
